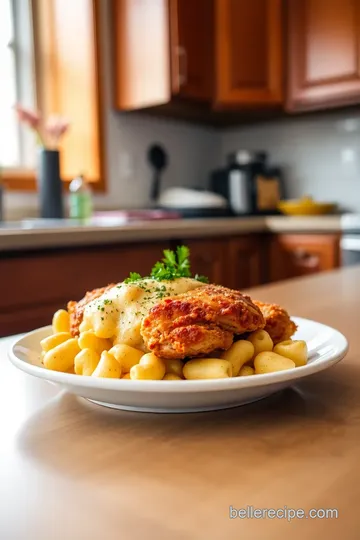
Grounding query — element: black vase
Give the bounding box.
[37,149,64,219]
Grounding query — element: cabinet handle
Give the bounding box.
[291,248,319,269]
[175,46,187,87]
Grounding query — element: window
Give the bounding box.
[0,0,36,169]
[2,0,105,191]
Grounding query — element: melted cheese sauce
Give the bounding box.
[81,277,204,350]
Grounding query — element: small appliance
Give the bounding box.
[211,150,284,215]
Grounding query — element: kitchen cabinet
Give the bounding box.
[180,235,263,289]
[113,0,214,109]
[287,0,360,111]
[112,0,284,115]
[170,0,213,101]
[2,232,342,336]
[227,236,263,289]
[215,0,283,107]
[0,242,169,337]
[184,238,229,285]
[112,0,170,110]
[269,234,341,282]
[2,235,263,336]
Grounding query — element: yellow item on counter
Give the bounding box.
[278,196,336,216]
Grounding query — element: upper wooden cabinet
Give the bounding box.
[287,0,360,111]
[170,0,213,101]
[112,0,284,112]
[112,0,171,110]
[112,0,360,120]
[215,0,283,107]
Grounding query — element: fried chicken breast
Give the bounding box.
[67,284,115,336]
[141,284,265,359]
[253,301,297,344]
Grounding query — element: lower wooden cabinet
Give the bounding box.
[227,236,263,290]
[269,234,341,282]
[2,233,341,336]
[0,241,169,336]
[180,235,263,290]
[183,238,229,285]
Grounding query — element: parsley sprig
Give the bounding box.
[151,246,191,280]
[124,272,142,283]
[124,245,209,284]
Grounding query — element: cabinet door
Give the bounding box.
[214,0,283,107]
[269,234,340,282]
[227,236,262,290]
[112,0,171,110]
[184,238,229,285]
[287,0,360,111]
[170,0,213,101]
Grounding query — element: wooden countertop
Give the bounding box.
[0,215,341,251]
[1,266,359,539]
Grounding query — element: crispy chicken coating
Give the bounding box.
[253,301,297,344]
[141,284,265,359]
[67,284,115,336]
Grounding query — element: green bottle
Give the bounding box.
[69,174,92,219]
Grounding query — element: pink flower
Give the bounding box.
[14,104,70,149]
[14,104,46,146]
[14,104,41,131]
[45,115,70,147]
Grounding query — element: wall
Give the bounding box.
[220,111,360,212]
[96,113,220,209]
[5,0,220,219]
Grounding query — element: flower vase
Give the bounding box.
[37,149,64,219]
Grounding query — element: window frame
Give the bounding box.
[3,0,106,193]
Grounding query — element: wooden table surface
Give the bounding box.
[1,266,360,540]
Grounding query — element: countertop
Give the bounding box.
[0,215,342,251]
[1,266,359,539]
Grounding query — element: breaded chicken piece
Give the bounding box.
[253,301,297,344]
[67,284,115,336]
[141,284,264,359]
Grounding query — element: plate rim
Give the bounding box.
[7,317,349,394]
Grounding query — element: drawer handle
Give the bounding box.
[292,248,319,269]
[175,46,187,87]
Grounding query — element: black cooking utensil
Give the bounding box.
[147,144,168,202]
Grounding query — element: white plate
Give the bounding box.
[8,317,348,413]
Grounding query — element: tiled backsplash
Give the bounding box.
[220,111,360,212]
[98,112,220,209]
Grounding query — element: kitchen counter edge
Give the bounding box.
[0,216,342,252]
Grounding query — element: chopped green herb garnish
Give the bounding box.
[124,272,142,284]
[123,245,209,283]
[194,274,209,283]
